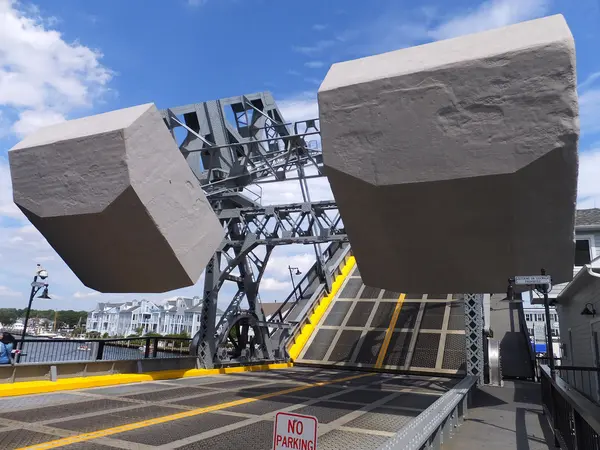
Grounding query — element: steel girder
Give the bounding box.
[163,92,342,367]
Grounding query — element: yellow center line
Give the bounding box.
[17,371,374,450]
[375,293,406,368]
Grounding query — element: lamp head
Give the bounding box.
[36,264,48,280]
[581,303,596,317]
[37,286,51,300]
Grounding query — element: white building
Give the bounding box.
[86,297,224,337]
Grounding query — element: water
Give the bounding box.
[16,339,188,363]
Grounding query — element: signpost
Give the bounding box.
[273,412,318,450]
[514,275,551,285]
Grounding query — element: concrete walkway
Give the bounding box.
[444,381,557,450]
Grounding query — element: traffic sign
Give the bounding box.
[514,275,551,285]
[273,412,318,450]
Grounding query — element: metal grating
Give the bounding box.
[405,293,424,300]
[360,286,382,299]
[344,406,419,433]
[175,420,275,450]
[382,290,401,299]
[323,301,353,326]
[420,303,446,329]
[447,300,465,330]
[383,392,440,409]
[395,303,420,329]
[330,389,391,404]
[339,279,363,299]
[411,333,441,368]
[383,332,412,366]
[303,329,338,360]
[354,330,386,365]
[351,265,360,277]
[317,429,389,450]
[0,429,61,449]
[427,294,449,300]
[370,302,396,328]
[293,401,362,424]
[346,301,375,327]
[223,396,299,415]
[442,334,467,370]
[327,330,362,362]
[112,413,244,445]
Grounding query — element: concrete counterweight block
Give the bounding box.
[9,104,224,293]
[319,15,579,293]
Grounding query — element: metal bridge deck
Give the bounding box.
[297,265,467,375]
[0,367,459,449]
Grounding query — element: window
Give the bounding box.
[528,328,534,336]
[575,239,592,266]
[525,313,532,321]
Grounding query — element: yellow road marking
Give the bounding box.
[288,256,356,359]
[0,362,293,398]
[375,293,406,368]
[17,371,374,450]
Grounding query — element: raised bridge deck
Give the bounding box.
[0,366,463,449]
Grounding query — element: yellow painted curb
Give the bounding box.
[0,362,293,398]
[288,255,356,359]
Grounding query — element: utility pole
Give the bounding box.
[540,268,556,378]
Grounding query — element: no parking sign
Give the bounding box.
[273,412,318,450]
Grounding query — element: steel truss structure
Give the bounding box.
[162,92,346,368]
[163,91,487,376]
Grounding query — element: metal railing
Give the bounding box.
[269,242,348,325]
[555,366,600,405]
[540,364,600,450]
[13,337,192,364]
[535,357,599,405]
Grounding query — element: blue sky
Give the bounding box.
[0,0,599,311]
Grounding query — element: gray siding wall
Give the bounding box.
[556,278,600,367]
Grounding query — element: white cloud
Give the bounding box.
[293,40,336,56]
[73,290,100,299]
[260,277,292,292]
[278,92,318,124]
[579,88,600,136]
[0,285,21,297]
[577,147,600,209]
[312,24,327,31]
[11,109,66,137]
[0,0,112,137]
[304,61,324,69]
[187,0,207,5]
[429,0,549,40]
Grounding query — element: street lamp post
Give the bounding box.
[18,264,50,361]
[288,266,302,301]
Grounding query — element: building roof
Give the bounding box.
[576,209,600,228]
[557,266,600,302]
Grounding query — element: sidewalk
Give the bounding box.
[443,381,556,450]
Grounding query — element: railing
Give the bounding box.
[540,364,600,450]
[535,357,599,405]
[14,337,192,364]
[555,366,600,405]
[269,242,348,325]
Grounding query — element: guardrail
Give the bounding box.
[376,376,477,450]
[285,245,353,352]
[269,242,348,325]
[13,337,192,364]
[540,364,600,450]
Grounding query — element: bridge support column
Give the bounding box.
[464,293,485,385]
